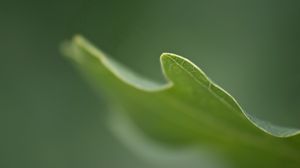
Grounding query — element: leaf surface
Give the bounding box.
[63,36,300,167]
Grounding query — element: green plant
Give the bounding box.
[62,35,300,168]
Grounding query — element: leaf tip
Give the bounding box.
[160,53,179,81]
[160,52,182,60]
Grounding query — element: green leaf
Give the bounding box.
[62,35,300,167]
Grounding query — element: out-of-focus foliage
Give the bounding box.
[1,0,299,168]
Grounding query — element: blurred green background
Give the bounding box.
[1,0,299,167]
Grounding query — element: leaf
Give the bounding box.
[62,35,300,167]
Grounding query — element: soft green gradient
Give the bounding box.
[63,36,300,167]
[0,0,299,168]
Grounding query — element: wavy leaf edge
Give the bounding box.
[63,35,300,138]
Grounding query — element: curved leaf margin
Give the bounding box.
[63,35,300,138]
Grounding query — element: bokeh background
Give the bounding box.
[1,0,299,167]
